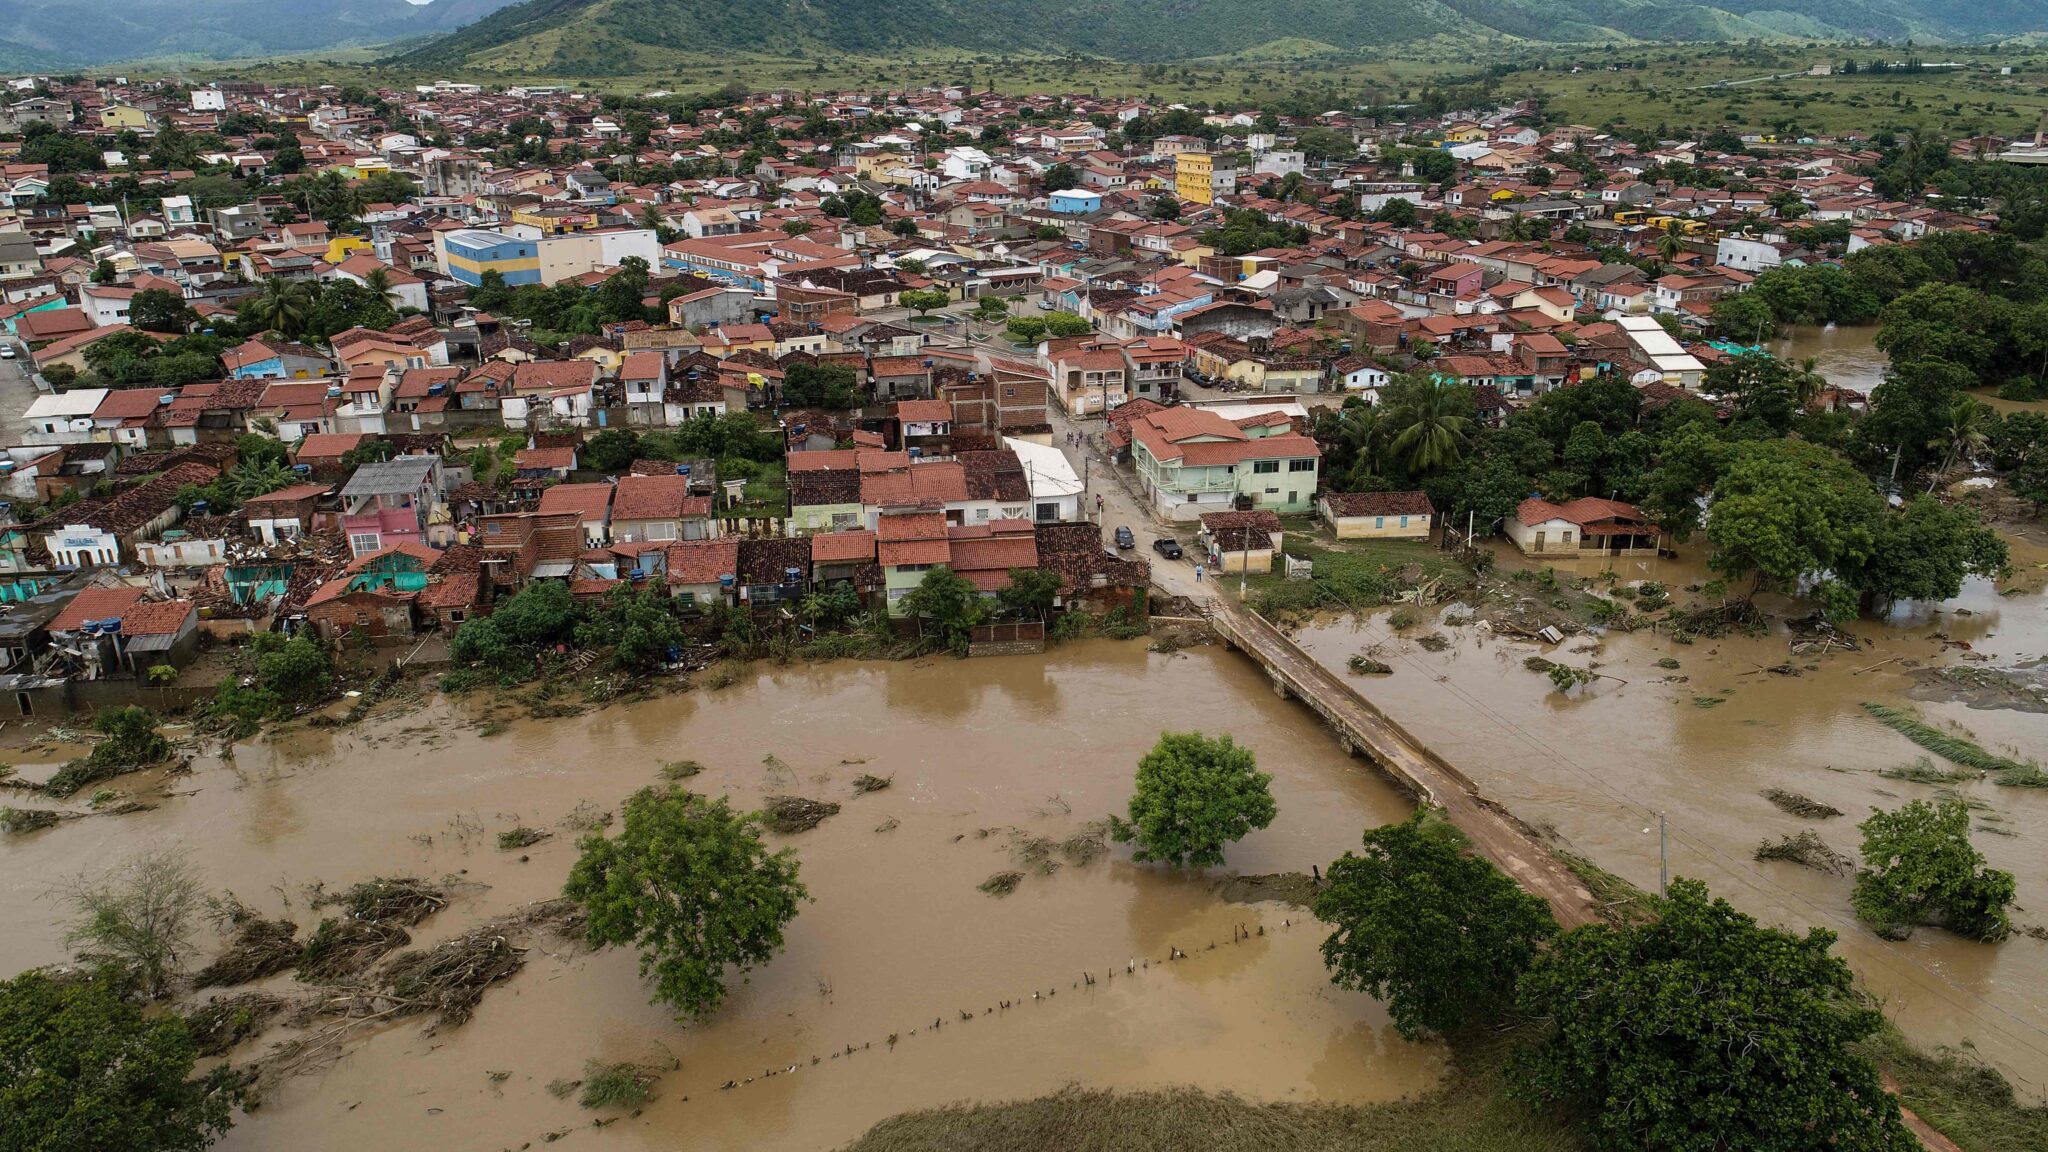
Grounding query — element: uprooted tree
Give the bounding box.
[563,787,806,1017]
[1111,732,1275,868]
[1314,810,1557,1040]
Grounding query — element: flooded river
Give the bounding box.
[1291,535,2048,1102]
[1771,323,2048,417]
[0,643,1431,1152]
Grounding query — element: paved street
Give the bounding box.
[1044,401,1214,607]
[0,343,39,444]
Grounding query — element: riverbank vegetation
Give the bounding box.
[1853,800,2016,942]
[1110,732,1275,868]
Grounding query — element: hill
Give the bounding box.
[0,0,525,66]
[392,0,2048,73]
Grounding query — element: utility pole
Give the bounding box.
[1658,812,1668,898]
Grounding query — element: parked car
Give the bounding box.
[1113,525,1135,550]
[0,344,15,360]
[1036,299,1055,310]
[1151,537,1183,560]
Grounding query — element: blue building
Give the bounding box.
[441,229,542,287]
[1049,189,1103,215]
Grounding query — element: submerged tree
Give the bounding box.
[57,847,207,1000]
[1315,810,1556,1040]
[564,788,806,1018]
[1112,732,1275,868]
[1853,799,2015,941]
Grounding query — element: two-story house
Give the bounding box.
[339,455,442,557]
[1127,406,1321,522]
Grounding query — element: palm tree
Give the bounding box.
[362,267,399,307]
[1929,397,1993,481]
[1655,221,1686,269]
[223,460,293,502]
[1384,376,1472,476]
[245,278,312,339]
[1334,405,1385,489]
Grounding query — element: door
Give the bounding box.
[1534,530,1547,550]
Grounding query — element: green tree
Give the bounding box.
[1928,396,1994,477]
[576,586,684,674]
[1704,440,1885,607]
[582,428,643,472]
[899,288,951,318]
[996,567,1062,619]
[1384,374,1474,475]
[564,787,805,1017]
[1513,878,1914,1152]
[253,630,334,709]
[1041,163,1079,192]
[57,847,204,1001]
[972,295,1010,323]
[1372,196,1418,227]
[129,289,193,334]
[781,362,863,410]
[1005,316,1048,344]
[1853,800,2016,942]
[1842,497,2007,611]
[1043,311,1092,338]
[1112,732,1276,868]
[1315,810,1556,1040]
[242,278,312,339]
[898,565,987,655]
[0,971,237,1151]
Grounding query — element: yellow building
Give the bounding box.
[98,104,152,131]
[1175,152,1216,206]
[324,236,374,265]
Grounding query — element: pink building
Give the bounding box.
[339,455,443,557]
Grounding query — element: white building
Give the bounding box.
[22,389,109,444]
[1614,315,1706,391]
[1004,436,1084,523]
[1715,235,1782,273]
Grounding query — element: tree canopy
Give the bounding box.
[1112,732,1276,868]
[1853,799,2015,942]
[564,787,806,1017]
[1513,878,1914,1152]
[0,971,237,1152]
[1315,810,1556,1040]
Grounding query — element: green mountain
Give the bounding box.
[393,0,2048,72]
[0,0,526,66]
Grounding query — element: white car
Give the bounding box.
[0,344,16,359]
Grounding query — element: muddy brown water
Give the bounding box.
[0,643,1435,1152]
[1293,535,2048,1102]
[1771,323,2048,418]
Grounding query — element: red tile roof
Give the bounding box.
[664,538,739,585]
[536,482,612,519]
[119,598,195,636]
[809,530,876,563]
[50,587,147,633]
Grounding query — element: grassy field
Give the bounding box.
[840,1030,1581,1152]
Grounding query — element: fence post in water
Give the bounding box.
[1658,812,1668,898]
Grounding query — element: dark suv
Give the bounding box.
[1152,537,1183,560]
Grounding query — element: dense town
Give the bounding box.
[2,57,2047,1152]
[0,68,2034,710]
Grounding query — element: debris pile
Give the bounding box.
[1754,831,1854,875]
[762,795,840,833]
[1760,789,1843,820]
[195,918,301,988]
[296,919,411,981]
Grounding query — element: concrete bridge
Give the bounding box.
[1208,598,1602,930]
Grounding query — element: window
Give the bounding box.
[646,522,679,541]
[1374,517,1384,529]
[1035,502,1059,522]
[1399,515,1410,528]
[830,512,860,530]
[1264,487,1279,495]
[349,532,381,555]
[1288,459,1315,472]
[1253,460,1280,474]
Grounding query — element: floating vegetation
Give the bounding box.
[1654,657,1681,670]
[978,871,1024,897]
[183,992,289,1057]
[1060,824,1109,866]
[0,806,65,834]
[1522,656,1557,673]
[852,774,893,795]
[497,826,550,850]
[1761,790,1843,819]
[561,801,613,832]
[194,918,300,988]
[1212,872,1319,907]
[328,877,446,925]
[381,925,526,1026]
[1414,632,1450,652]
[1755,831,1854,875]
[576,1060,662,1110]
[1860,703,2046,787]
[1692,695,1724,708]
[1347,655,1393,675]
[761,795,840,834]
[1878,756,1978,786]
[659,760,704,781]
[296,919,411,981]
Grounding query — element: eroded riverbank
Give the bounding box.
[0,641,1432,1152]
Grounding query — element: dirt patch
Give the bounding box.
[1904,664,2048,714]
[1212,872,1319,908]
